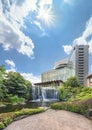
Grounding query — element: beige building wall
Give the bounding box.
[86,74,92,87]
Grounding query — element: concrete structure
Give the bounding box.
[74,45,89,84]
[41,45,89,85]
[34,80,63,87]
[86,74,92,87]
[41,58,75,83]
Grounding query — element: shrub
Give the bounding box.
[64,76,80,88]
[14,108,44,117]
[58,86,72,101]
[0,112,15,122]
[51,103,63,109]
[0,108,44,129]
[51,98,92,115]
[58,86,67,101]
[7,95,25,104]
[0,122,5,129]
[3,117,13,127]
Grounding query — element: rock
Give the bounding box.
[14,115,28,121]
[86,109,92,118]
[0,104,6,108]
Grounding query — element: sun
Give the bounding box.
[37,7,55,27]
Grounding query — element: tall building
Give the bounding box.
[74,45,89,84]
[41,58,75,82]
[41,45,89,86]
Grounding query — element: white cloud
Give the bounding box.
[73,37,87,46]
[33,20,44,31]
[0,0,36,57]
[5,58,40,84]
[63,17,92,55]
[0,0,55,57]
[21,73,41,84]
[63,0,75,5]
[63,45,73,55]
[5,59,16,72]
[39,0,52,7]
[73,17,92,54]
[5,59,15,68]
[6,68,16,73]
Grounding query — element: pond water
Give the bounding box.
[0,86,59,113]
[0,101,58,113]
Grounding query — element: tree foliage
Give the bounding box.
[58,86,67,101]
[0,65,32,102]
[0,65,7,101]
[64,76,80,88]
[58,77,81,101]
[4,71,32,100]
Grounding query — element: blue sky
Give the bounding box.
[0,0,92,83]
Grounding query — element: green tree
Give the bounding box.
[4,71,32,100]
[25,80,32,100]
[0,65,7,101]
[65,76,80,88]
[58,86,67,101]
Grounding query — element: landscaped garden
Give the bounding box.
[0,108,44,129]
[0,65,45,129]
[51,77,92,119]
[0,65,92,129]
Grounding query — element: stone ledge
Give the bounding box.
[14,115,28,121]
[86,109,92,118]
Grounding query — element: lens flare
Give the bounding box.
[38,8,55,27]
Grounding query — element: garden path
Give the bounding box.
[5,109,92,130]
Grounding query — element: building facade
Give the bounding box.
[86,74,92,87]
[41,58,75,82]
[74,45,89,84]
[41,45,89,85]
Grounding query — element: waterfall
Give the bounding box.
[32,86,59,102]
[32,86,42,101]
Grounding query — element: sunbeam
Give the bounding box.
[38,7,55,27]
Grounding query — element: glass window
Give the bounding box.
[90,78,92,83]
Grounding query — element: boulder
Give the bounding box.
[86,109,92,118]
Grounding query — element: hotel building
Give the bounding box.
[41,45,89,85]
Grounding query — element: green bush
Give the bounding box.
[3,117,13,127]
[51,98,92,115]
[7,95,25,104]
[14,108,44,117]
[58,84,92,102]
[64,76,80,88]
[0,122,5,129]
[58,77,92,102]
[58,86,67,101]
[0,108,44,129]
[58,86,72,101]
[51,103,63,109]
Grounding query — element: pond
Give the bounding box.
[0,101,58,113]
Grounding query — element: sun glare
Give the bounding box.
[38,8,55,27]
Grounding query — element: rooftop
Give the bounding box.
[34,80,63,87]
[54,58,73,69]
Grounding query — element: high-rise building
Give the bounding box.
[74,45,89,84]
[41,45,89,86]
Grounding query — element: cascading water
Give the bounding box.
[32,86,42,101]
[32,86,59,102]
[41,87,59,101]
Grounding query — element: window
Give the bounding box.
[90,78,92,83]
[79,48,84,50]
